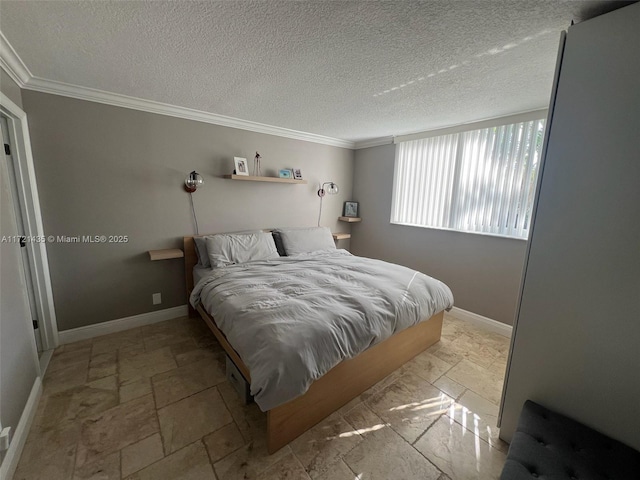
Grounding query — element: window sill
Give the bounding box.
[389,221,529,241]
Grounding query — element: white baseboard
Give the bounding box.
[448,307,513,337]
[58,305,188,344]
[0,377,42,480]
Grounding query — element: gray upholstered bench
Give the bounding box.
[501,400,640,480]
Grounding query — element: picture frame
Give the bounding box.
[279,169,293,179]
[234,157,249,176]
[344,201,359,217]
[292,168,303,180]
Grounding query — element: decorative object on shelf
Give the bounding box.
[339,216,361,222]
[253,152,262,176]
[184,170,203,192]
[293,168,303,180]
[279,169,293,179]
[317,181,339,226]
[234,157,249,176]
[343,201,359,217]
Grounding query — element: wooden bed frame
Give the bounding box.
[184,235,444,453]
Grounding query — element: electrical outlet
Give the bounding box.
[152,293,162,305]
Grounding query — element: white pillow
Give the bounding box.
[195,230,261,267]
[205,232,279,268]
[276,227,336,256]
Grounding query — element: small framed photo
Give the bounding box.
[292,168,303,180]
[344,201,359,217]
[279,169,293,179]
[234,157,249,176]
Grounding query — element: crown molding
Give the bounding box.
[354,136,394,150]
[0,31,31,86]
[0,32,354,149]
[24,77,356,148]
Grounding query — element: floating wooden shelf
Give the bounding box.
[332,233,351,240]
[339,216,361,223]
[223,175,307,184]
[149,249,184,261]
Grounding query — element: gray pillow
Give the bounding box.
[205,232,279,268]
[275,227,336,256]
[194,230,261,267]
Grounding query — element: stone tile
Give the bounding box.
[342,402,387,435]
[414,416,506,480]
[73,451,120,480]
[34,376,119,430]
[54,338,93,356]
[158,386,233,454]
[152,355,226,408]
[343,424,441,480]
[447,360,504,405]
[92,327,144,356]
[313,460,355,480]
[119,377,152,403]
[290,412,363,479]
[258,453,311,480]
[48,344,92,373]
[447,334,504,368]
[76,394,159,467]
[175,344,223,367]
[217,381,266,442]
[13,422,80,480]
[366,372,453,444]
[121,433,164,477]
[126,441,215,480]
[142,318,194,351]
[402,350,453,383]
[213,440,291,480]
[488,357,508,378]
[43,359,90,395]
[89,351,118,381]
[203,422,245,463]
[118,346,177,387]
[446,390,508,453]
[433,375,467,401]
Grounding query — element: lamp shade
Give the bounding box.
[185,171,203,192]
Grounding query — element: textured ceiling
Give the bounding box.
[0,0,619,143]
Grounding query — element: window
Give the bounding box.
[391,115,546,239]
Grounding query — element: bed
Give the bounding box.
[184,228,453,453]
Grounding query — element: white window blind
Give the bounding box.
[391,117,546,239]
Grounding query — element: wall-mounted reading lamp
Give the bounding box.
[184,171,203,234]
[184,170,204,192]
[317,181,339,226]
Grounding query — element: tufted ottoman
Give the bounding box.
[501,400,640,480]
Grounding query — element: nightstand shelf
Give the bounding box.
[332,233,351,240]
[223,175,307,184]
[338,216,361,223]
[148,249,184,261]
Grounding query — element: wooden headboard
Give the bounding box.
[183,235,199,295]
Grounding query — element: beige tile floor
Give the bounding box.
[14,312,510,480]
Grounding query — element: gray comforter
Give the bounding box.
[190,249,454,411]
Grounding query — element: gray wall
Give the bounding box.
[500,3,640,449]
[0,69,23,108]
[351,144,527,325]
[21,91,354,331]
[0,118,39,459]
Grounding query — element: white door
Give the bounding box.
[0,114,41,353]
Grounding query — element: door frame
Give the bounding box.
[1,92,59,358]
